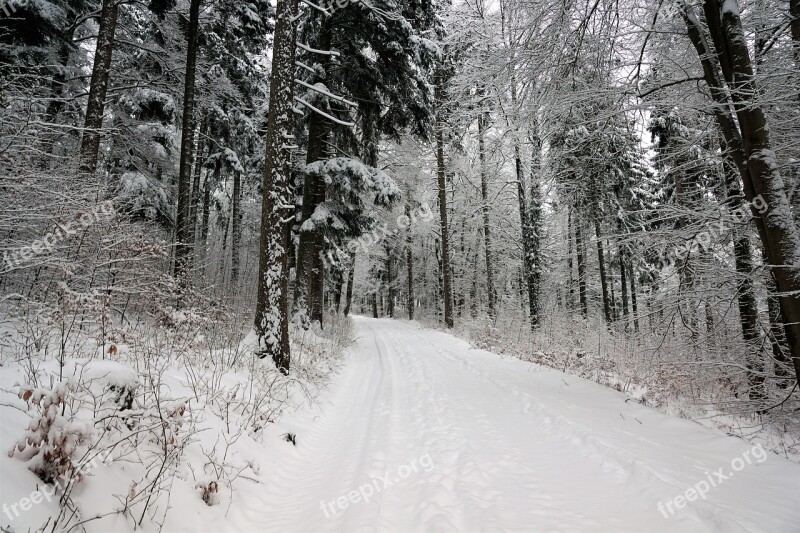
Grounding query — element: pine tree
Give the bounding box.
[254,0,298,373]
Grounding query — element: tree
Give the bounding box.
[173,0,202,285]
[79,0,119,174]
[435,74,455,328]
[684,0,800,387]
[254,0,298,373]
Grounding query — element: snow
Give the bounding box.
[720,0,740,16]
[2,317,799,532]
[186,318,800,531]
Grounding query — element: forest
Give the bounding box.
[1,0,800,531]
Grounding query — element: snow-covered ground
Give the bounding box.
[3,316,799,532]
[202,317,800,532]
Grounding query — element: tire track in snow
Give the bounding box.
[224,317,800,533]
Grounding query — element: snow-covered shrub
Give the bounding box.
[9,382,93,484]
[195,480,220,506]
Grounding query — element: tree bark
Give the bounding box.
[254,0,297,373]
[527,148,542,327]
[567,209,575,310]
[718,152,767,399]
[620,245,629,328]
[190,113,207,240]
[294,23,332,328]
[686,1,800,386]
[405,203,415,320]
[200,164,214,271]
[790,0,800,104]
[41,33,75,162]
[515,138,536,328]
[343,253,355,316]
[435,77,454,328]
[595,221,611,324]
[79,0,119,174]
[575,211,588,318]
[628,261,639,332]
[478,107,496,321]
[173,0,202,284]
[386,244,394,318]
[231,167,242,290]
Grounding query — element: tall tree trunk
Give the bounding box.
[343,253,355,316]
[386,244,394,318]
[629,262,639,332]
[173,0,202,284]
[231,167,242,290]
[673,164,699,340]
[688,1,800,386]
[514,139,535,328]
[41,33,75,162]
[478,108,496,320]
[254,0,297,374]
[527,151,542,327]
[435,77,454,328]
[511,90,538,329]
[44,37,74,124]
[604,249,617,322]
[567,209,575,310]
[469,238,479,318]
[190,113,208,240]
[732,230,767,399]
[765,252,792,387]
[620,246,629,328]
[791,0,800,105]
[294,23,332,328]
[333,270,343,313]
[595,221,611,324]
[406,204,415,320]
[575,212,588,318]
[200,165,213,271]
[79,0,119,174]
[718,153,767,399]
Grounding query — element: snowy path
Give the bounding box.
[214,317,800,532]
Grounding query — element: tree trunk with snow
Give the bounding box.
[686,1,800,386]
[527,152,542,327]
[190,113,208,240]
[595,221,611,324]
[294,23,332,329]
[79,0,119,174]
[575,211,588,318]
[254,0,297,373]
[386,244,395,318]
[515,139,536,328]
[344,253,355,317]
[173,0,202,285]
[478,108,496,321]
[231,167,242,291]
[435,78,454,328]
[405,204,415,320]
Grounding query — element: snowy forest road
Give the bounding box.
[223,317,800,533]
